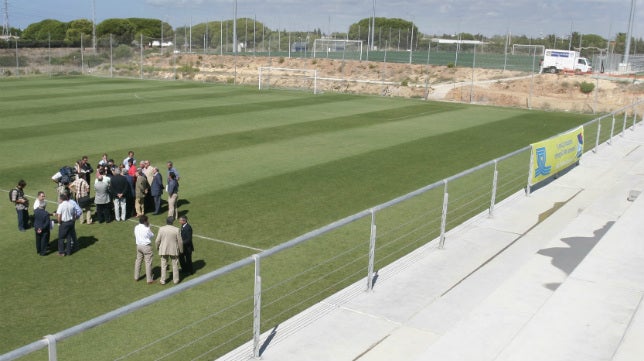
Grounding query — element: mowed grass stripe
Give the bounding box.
[0,98,467,186]
[0,76,201,98]
[193,110,590,246]
[169,106,526,194]
[0,94,357,141]
[0,85,252,116]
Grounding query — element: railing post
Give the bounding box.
[609,115,615,144]
[367,209,377,291]
[439,180,449,249]
[594,120,601,153]
[623,112,628,135]
[489,160,499,217]
[526,145,534,196]
[252,255,262,359]
[44,335,57,361]
[632,111,637,131]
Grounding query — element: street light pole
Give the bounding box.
[92,0,96,51]
[371,0,376,50]
[624,0,637,66]
[233,0,238,84]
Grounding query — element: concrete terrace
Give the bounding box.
[219,124,644,361]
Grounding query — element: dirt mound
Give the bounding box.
[149,53,641,113]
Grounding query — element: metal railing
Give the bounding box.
[1,101,642,361]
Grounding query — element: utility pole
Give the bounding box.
[370,0,376,50]
[624,0,637,67]
[2,0,9,36]
[92,0,97,51]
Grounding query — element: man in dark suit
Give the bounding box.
[178,216,194,275]
[33,194,51,256]
[150,167,164,215]
[110,168,130,221]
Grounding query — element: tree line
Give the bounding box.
[1,16,642,56]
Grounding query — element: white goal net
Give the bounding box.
[258,67,318,94]
[511,44,545,56]
[313,39,363,60]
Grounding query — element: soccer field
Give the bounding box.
[0,76,594,359]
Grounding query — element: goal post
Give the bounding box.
[511,44,545,56]
[313,39,363,61]
[258,67,318,94]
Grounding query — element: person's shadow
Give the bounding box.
[45,235,98,255]
[538,221,614,291]
[75,236,99,252]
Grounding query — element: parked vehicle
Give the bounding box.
[540,49,592,74]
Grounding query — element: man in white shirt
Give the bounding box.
[134,215,155,284]
[122,150,136,168]
[33,191,47,211]
[55,194,77,256]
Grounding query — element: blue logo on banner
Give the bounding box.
[535,147,552,177]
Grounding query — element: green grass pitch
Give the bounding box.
[0,76,594,359]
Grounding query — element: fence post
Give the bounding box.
[610,115,615,144]
[252,255,262,359]
[367,209,377,291]
[439,180,449,249]
[623,112,628,135]
[594,120,601,153]
[489,160,499,217]
[526,145,534,196]
[632,111,637,131]
[44,335,57,361]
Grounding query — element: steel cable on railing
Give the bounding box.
[262,246,369,310]
[113,294,255,360]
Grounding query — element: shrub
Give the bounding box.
[447,63,455,68]
[278,57,285,64]
[579,81,595,94]
[113,44,133,59]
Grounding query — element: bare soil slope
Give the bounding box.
[148,54,642,113]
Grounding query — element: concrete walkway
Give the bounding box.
[218,125,644,361]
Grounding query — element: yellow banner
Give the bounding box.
[530,126,584,185]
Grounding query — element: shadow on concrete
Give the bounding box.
[538,221,614,291]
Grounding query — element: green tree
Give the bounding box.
[22,19,68,41]
[127,18,173,39]
[348,17,418,49]
[65,19,93,46]
[97,18,136,45]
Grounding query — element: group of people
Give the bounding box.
[134,215,194,285]
[10,151,195,282]
[51,151,181,224]
[11,181,83,257]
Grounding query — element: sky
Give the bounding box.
[3,0,643,39]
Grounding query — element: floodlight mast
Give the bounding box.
[624,0,636,66]
[233,0,238,85]
[370,0,376,50]
[2,0,9,36]
[92,0,96,51]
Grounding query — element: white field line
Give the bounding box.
[1,188,264,252]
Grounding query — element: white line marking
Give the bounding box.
[1,188,263,252]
